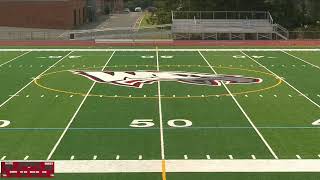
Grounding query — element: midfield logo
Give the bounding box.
[71,70,263,88]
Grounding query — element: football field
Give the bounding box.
[0,48,320,179]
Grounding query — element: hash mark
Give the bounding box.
[318,154,320,158]
[296,155,302,159]
[173,95,176,97]
[139,155,142,160]
[187,95,190,97]
[144,95,146,97]
[288,95,292,97]
[184,155,188,159]
[1,156,6,160]
[41,95,44,98]
[259,95,263,97]
[116,155,120,160]
[26,95,30,98]
[93,155,97,160]
[129,95,132,98]
[24,156,29,160]
[201,95,205,97]
[251,155,256,159]
[274,95,277,97]
[55,95,59,98]
[99,95,103,98]
[245,95,248,97]
[70,95,73,97]
[114,95,118,97]
[228,155,234,159]
[70,155,75,160]
[317,95,320,97]
[206,155,211,160]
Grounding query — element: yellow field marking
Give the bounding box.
[162,159,167,180]
[33,65,282,99]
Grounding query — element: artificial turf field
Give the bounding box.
[0,47,319,179]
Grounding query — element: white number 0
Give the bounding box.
[0,120,10,128]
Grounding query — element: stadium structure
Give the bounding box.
[171,11,289,40]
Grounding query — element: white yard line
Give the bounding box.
[156,47,165,160]
[0,51,31,67]
[0,51,73,109]
[198,50,279,159]
[282,50,320,70]
[241,51,320,109]
[46,51,116,160]
[0,49,319,52]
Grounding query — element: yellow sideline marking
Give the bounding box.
[33,65,282,99]
[162,159,167,180]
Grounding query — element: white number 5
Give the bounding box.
[130,119,155,128]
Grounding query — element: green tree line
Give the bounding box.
[126,0,320,30]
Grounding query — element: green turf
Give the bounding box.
[0,48,319,180]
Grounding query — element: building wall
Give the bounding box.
[0,0,86,29]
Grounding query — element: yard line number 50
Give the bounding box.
[130,119,192,128]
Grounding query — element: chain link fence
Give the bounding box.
[0,28,319,40]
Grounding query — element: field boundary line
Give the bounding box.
[198,50,279,159]
[241,51,320,109]
[156,47,167,180]
[0,51,73,109]
[46,51,116,160]
[0,51,31,67]
[1,126,319,131]
[282,50,320,70]
[0,49,320,52]
[3,160,320,173]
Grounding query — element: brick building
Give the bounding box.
[0,0,123,29]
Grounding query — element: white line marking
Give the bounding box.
[41,95,44,98]
[0,51,73,110]
[317,95,320,98]
[199,50,279,159]
[259,95,263,97]
[206,155,211,160]
[24,156,29,160]
[318,155,320,158]
[245,95,248,97]
[282,51,320,70]
[242,51,320,109]
[274,95,277,98]
[296,155,302,159]
[38,159,320,173]
[46,51,115,160]
[289,95,292,97]
[184,155,188,159]
[0,51,31,67]
[139,155,143,160]
[9,95,19,97]
[116,155,120,160]
[70,155,75,160]
[156,47,165,160]
[26,95,29,98]
[70,95,73,97]
[1,156,6,160]
[251,155,256,160]
[228,155,234,159]
[93,155,97,160]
